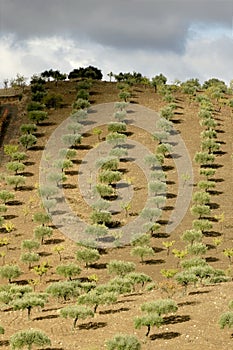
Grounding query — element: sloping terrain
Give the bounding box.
[0,80,232,349]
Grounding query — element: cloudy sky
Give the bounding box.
[0,0,232,85]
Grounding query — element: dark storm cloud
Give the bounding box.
[0,0,232,52]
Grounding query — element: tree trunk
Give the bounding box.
[146,325,151,337]
[28,306,31,320]
[73,317,78,328]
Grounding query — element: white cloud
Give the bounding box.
[0,26,232,87]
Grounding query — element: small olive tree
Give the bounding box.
[10,329,51,350]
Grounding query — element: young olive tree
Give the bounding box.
[33,225,53,244]
[59,305,94,329]
[107,260,136,277]
[130,246,154,263]
[10,329,51,350]
[28,110,48,124]
[0,264,22,283]
[76,248,100,268]
[19,134,37,150]
[106,334,141,350]
[56,263,82,281]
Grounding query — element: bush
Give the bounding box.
[33,225,53,244]
[28,110,48,124]
[72,98,90,110]
[19,134,37,149]
[90,210,112,225]
[76,248,100,267]
[6,175,26,190]
[98,170,122,184]
[130,246,154,263]
[106,334,141,350]
[27,101,45,111]
[43,92,63,108]
[56,263,81,280]
[10,329,51,349]
[6,161,25,174]
[0,264,21,282]
[76,89,89,100]
[108,122,127,133]
[68,65,103,80]
[0,190,14,204]
[59,305,94,329]
[46,281,80,301]
[107,260,136,277]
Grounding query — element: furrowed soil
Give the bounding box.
[0,80,232,350]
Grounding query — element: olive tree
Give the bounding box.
[6,176,26,190]
[56,263,82,280]
[0,190,14,204]
[106,334,141,350]
[10,329,51,350]
[0,264,22,283]
[20,252,40,270]
[6,162,25,174]
[12,293,47,319]
[33,225,53,244]
[59,305,94,329]
[130,246,154,263]
[28,110,48,124]
[134,313,163,337]
[107,260,136,277]
[77,290,117,313]
[19,134,37,150]
[76,248,100,268]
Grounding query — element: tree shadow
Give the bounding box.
[163,205,174,211]
[99,307,129,315]
[40,121,57,126]
[76,144,92,150]
[43,348,64,350]
[152,246,164,253]
[3,214,18,220]
[44,238,65,245]
[34,314,59,321]
[65,170,79,176]
[62,183,77,189]
[30,145,45,151]
[206,243,216,250]
[144,259,165,265]
[166,180,176,185]
[189,290,210,295]
[7,200,23,206]
[150,331,181,341]
[20,171,34,177]
[163,314,191,325]
[210,178,224,183]
[203,231,221,237]
[152,233,170,239]
[166,193,177,199]
[206,256,219,263]
[42,306,61,312]
[23,161,35,166]
[89,262,107,269]
[178,300,200,307]
[18,185,35,191]
[34,132,45,138]
[39,251,52,257]
[78,321,107,330]
[0,340,9,347]
[208,190,223,195]
[209,202,220,210]
[162,165,174,171]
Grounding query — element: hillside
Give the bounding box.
[0,79,232,350]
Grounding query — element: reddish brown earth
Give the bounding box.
[0,80,232,349]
